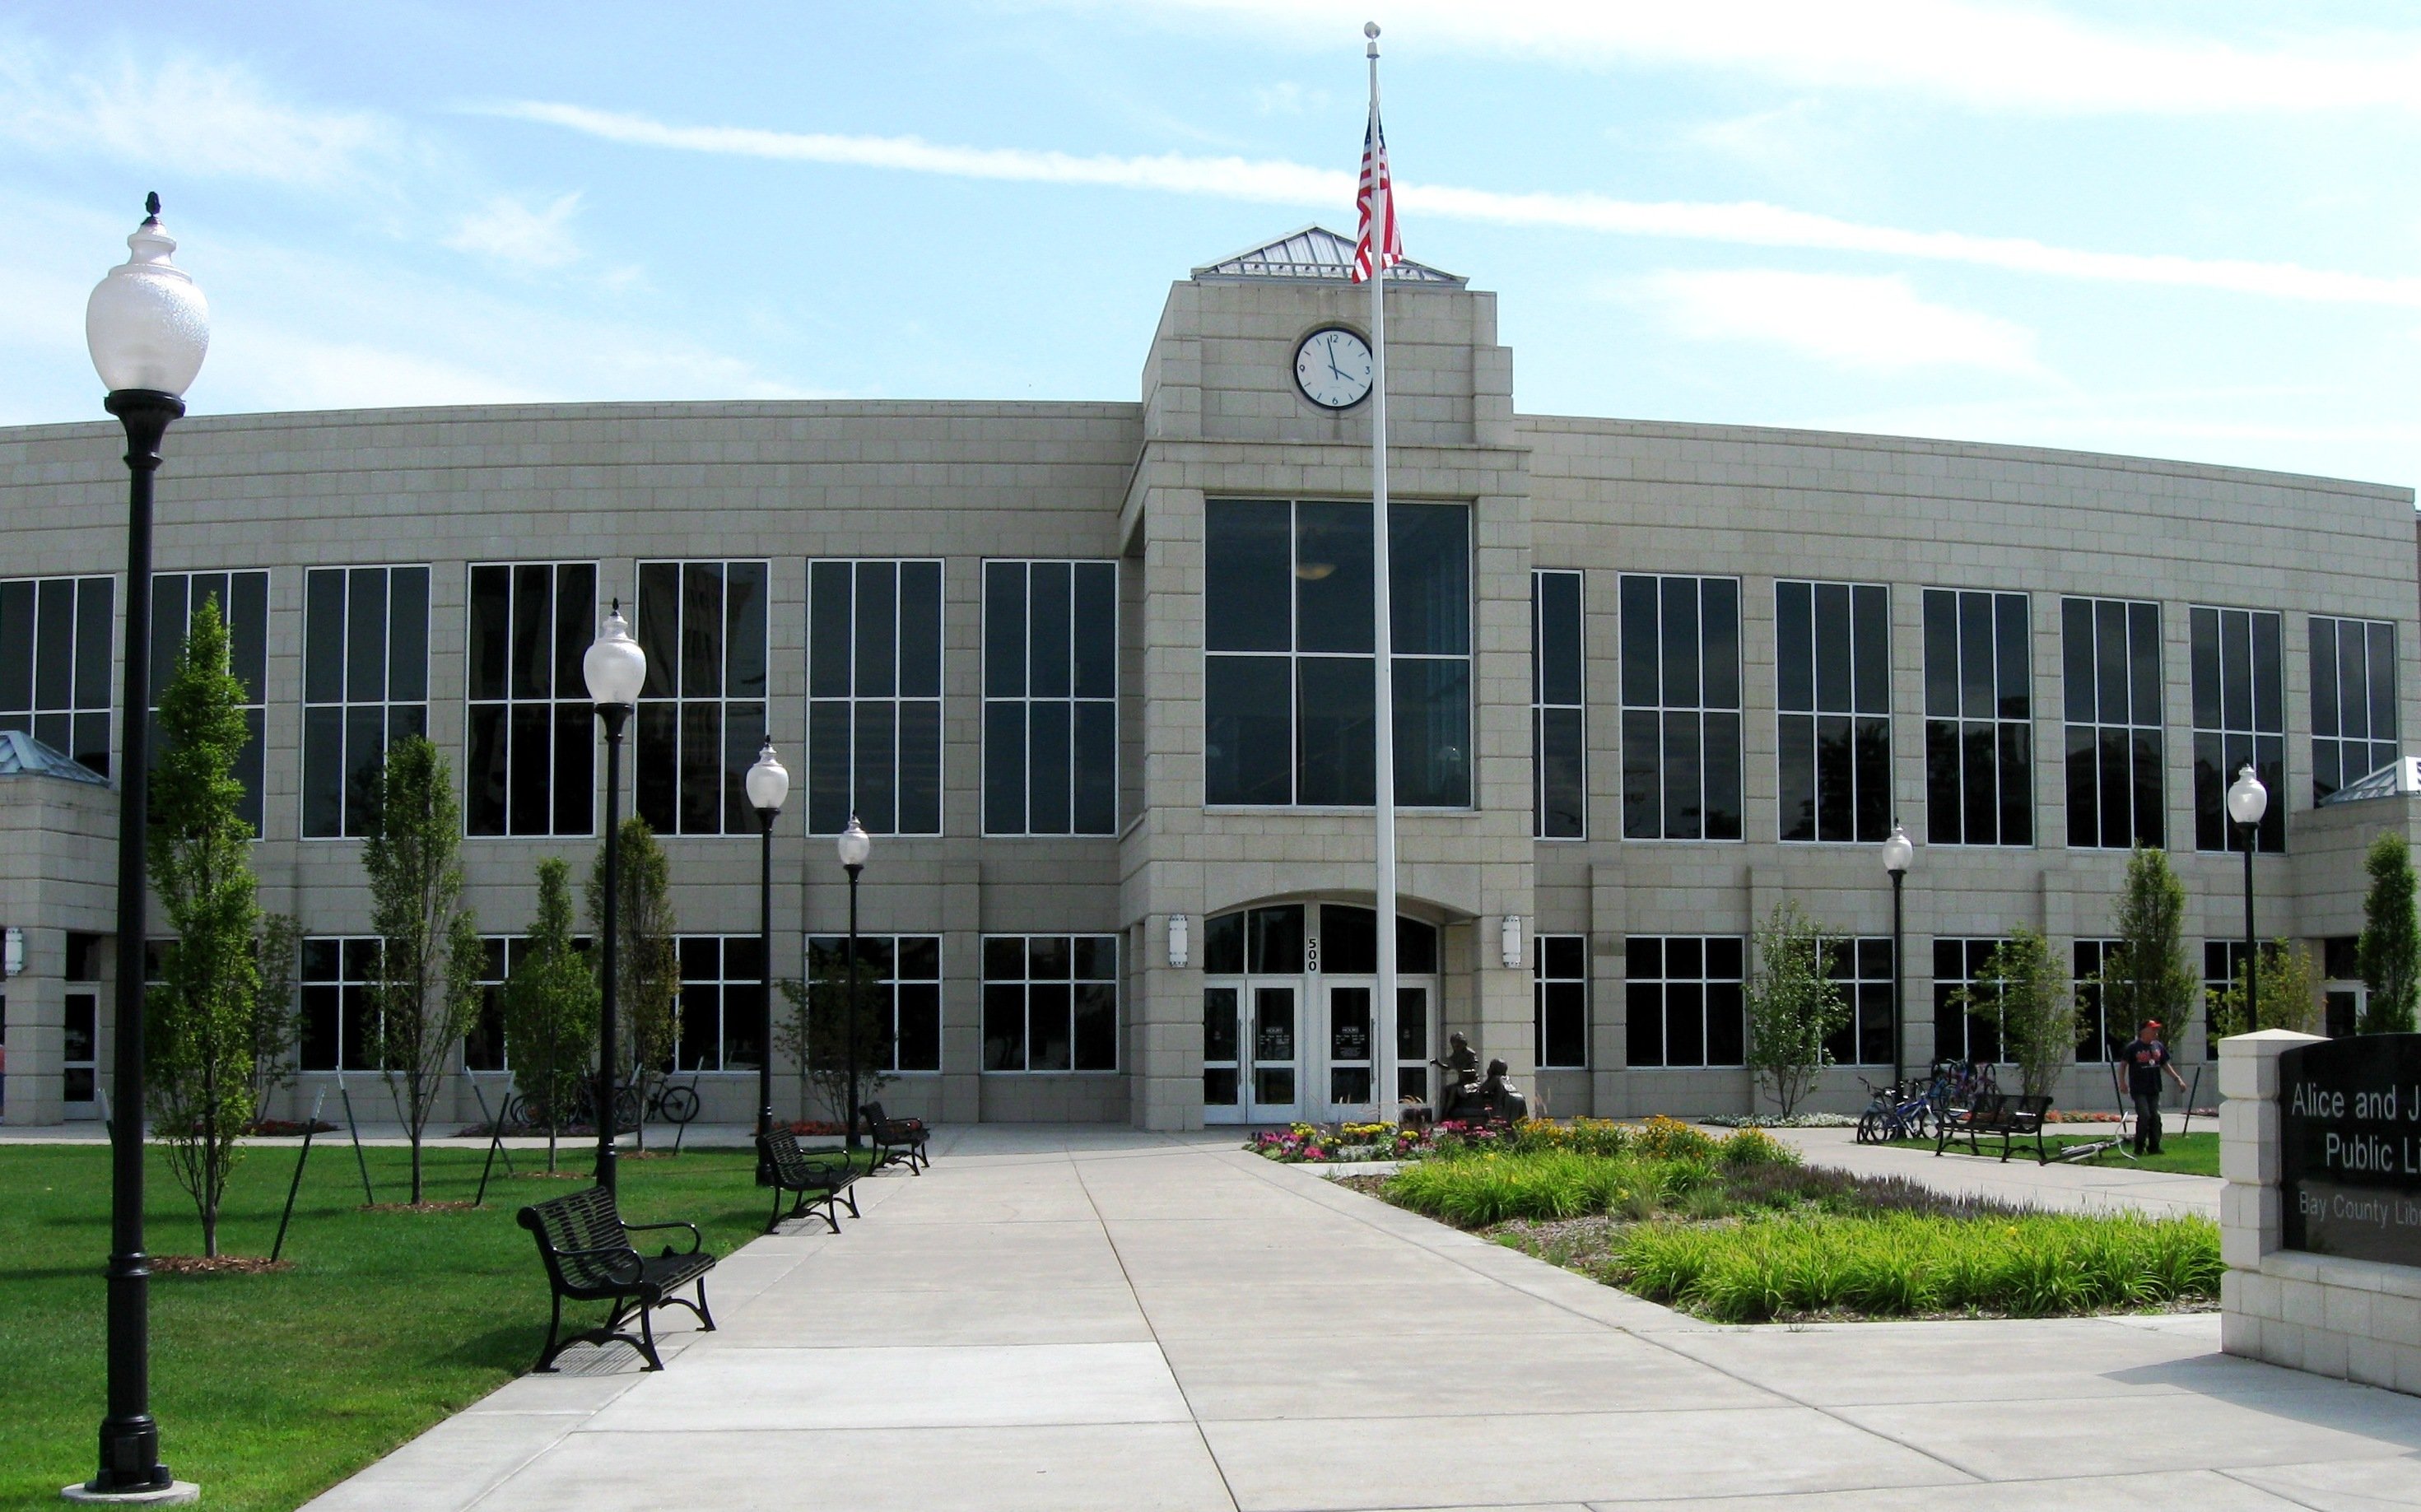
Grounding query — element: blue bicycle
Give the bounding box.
[1855,1076,1934,1144]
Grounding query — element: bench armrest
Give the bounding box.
[622,1218,703,1255]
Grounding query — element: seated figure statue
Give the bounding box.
[1435,1051,1527,1125]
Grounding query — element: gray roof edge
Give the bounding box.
[0,730,110,785]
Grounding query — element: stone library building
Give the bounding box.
[3,226,2416,1132]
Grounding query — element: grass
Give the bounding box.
[1887,1130,2219,1176]
[1,1138,845,1511]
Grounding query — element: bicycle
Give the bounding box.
[1855,1077,1933,1144]
[501,1077,701,1133]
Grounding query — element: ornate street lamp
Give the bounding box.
[1880,822,1915,1088]
[744,742,789,1181]
[583,605,647,1197]
[72,193,208,1505]
[2228,765,2270,1032]
[836,816,872,1147]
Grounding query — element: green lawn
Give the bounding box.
[1887,1130,2219,1176]
[1,1139,824,1512]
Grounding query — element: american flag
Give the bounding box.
[1352,115,1402,283]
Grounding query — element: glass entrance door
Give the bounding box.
[1395,984,1433,1106]
[1202,986,1241,1117]
[1323,984,1374,1119]
[63,989,98,1119]
[1249,984,1301,1121]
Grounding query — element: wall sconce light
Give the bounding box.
[1167,914,1190,970]
[1500,914,1523,970]
[2,925,21,978]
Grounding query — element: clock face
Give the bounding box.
[1294,327,1375,410]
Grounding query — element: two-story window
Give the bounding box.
[0,575,115,777]
[985,561,1117,835]
[2062,597,2163,849]
[1923,589,2031,846]
[1531,570,1585,839]
[1204,498,1471,808]
[635,561,768,837]
[1618,575,1743,840]
[1776,581,1889,843]
[467,563,598,837]
[2312,616,2398,804]
[150,571,270,834]
[808,561,942,835]
[2190,606,2284,853]
[303,566,430,839]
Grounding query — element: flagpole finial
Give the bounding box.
[1364,20,1380,56]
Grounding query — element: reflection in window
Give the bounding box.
[2311,616,2398,805]
[673,935,765,1072]
[2073,938,2123,1063]
[467,562,598,838]
[807,561,942,835]
[981,934,1119,1072]
[1923,589,2031,847]
[806,933,941,1072]
[1618,576,1743,840]
[1823,937,1895,1067]
[985,561,1117,835]
[2061,598,2163,849]
[1532,570,1585,839]
[1933,938,2008,1064]
[635,561,768,837]
[1535,934,1587,1068]
[2190,606,2284,854]
[1203,498,1471,808]
[1624,936,1745,1068]
[0,575,116,777]
[1776,581,1889,844]
[150,571,269,832]
[303,566,430,839]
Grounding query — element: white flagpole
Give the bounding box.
[1366,21,1399,1119]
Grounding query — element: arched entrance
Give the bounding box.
[1199,901,1441,1124]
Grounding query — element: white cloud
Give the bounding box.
[445,192,586,270]
[1082,0,2421,117]
[1252,81,1332,115]
[1629,269,2046,375]
[494,100,2421,309]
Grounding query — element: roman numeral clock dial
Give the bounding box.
[1293,326,1375,410]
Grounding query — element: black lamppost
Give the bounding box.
[2228,765,2270,1032]
[75,193,208,1505]
[582,606,647,1198]
[837,816,872,1147]
[745,742,789,1181]
[1880,821,1915,1089]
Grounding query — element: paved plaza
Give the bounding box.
[300,1128,2420,1512]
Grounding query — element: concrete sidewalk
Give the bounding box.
[302,1125,2414,1512]
[1766,1124,2223,1220]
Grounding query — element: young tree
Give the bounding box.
[2098,846,2198,1059]
[1962,928,2072,1100]
[1744,901,1851,1117]
[775,941,896,1128]
[588,816,680,1147]
[144,597,262,1256]
[2214,940,2323,1039]
[2356,831,2420,1035]
[363,736,484,1204]
[249,912,302,1120]
[505,857,600,1171]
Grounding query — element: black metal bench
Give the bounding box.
[859,1100,931,1173]
[516,1184,715,1372]
[757,1125,862,1234]
[1933,1091,2055,1164]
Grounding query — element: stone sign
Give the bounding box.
[2279,1032,2421,1266]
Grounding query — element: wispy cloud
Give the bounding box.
[444,192,586,270]
[493,100,2421,309]
[1629,269,2046,375]
[1087,1,2421,117]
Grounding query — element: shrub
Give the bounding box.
[1716,1127,1799,1170]
[1633,1115,1716,1162]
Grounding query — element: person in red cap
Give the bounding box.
[2119,1018,2188,1155]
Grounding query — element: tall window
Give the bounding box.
[2312,616,2398,804]
[468,563,598,837]
[806,934,941,1072]
[150,572,269,832]
[299,937,384,1071]
[303,566,430,839]
[985,561,1117,835]
[1776,581,1889,844]
[0,575,114,776]
[2061,598,2163,849]
[465,933,592,1072]
[1532,570,1585,839]
[1624,936,1745,1068]
[2186,606,2284,854]
[675,936,765,1072]
[2204,941,2252,1050]
[1933,938,2008,1064]
[1534,934,1587,1068]
[635,561,767,837]
[1203,498,1472,808]
[1619,576,1742,840]
[981,934,1119,1072]
[808,561,942,835]
[1824,938,1895,1068]
[1924,589,2031,846]
[2073,938,2122,1063]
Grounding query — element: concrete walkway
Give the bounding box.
[303,1127,2418,1512]
[1767,1124,2223,1219]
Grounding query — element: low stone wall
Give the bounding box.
[2218,1028,2421,1395]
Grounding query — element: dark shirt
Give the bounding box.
[2120,1038,2172,1096]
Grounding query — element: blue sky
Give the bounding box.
[3,2,2419,488]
